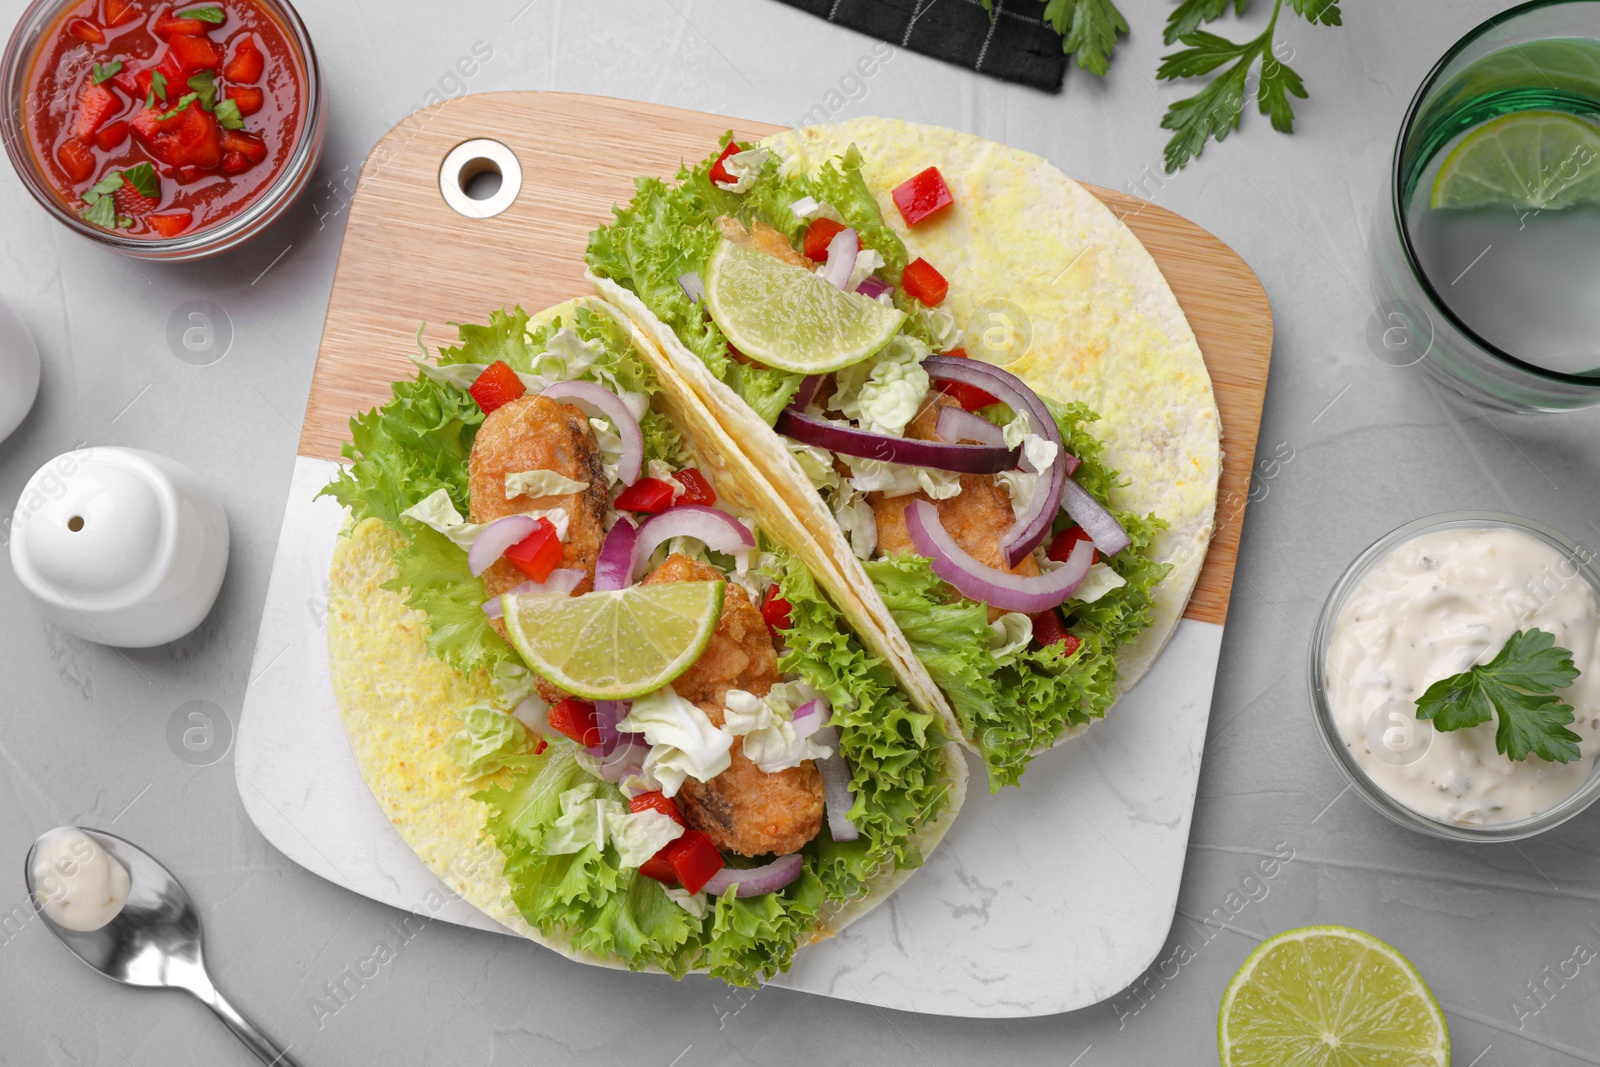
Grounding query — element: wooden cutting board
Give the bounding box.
[239,91,1273,1017]
[300,91,1271,625]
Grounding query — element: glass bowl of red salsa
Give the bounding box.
[2,0,324,260]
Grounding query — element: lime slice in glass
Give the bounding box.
[1432,110,1600,210]
[502,580,725,701]
[1219,925,1449,1067]
[704,238,907,374]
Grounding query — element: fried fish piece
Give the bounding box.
[641,554,779,706]
[678,699,825,858]
[717,215,809,269]
[469,394,609,707]
[641,554,822,856]
[870,393,1039,621]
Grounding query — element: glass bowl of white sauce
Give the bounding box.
[1310,512,1600,841]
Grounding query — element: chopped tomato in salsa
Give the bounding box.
[23,1,305,239]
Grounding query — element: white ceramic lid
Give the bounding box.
[12,451,173,606]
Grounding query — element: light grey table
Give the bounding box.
[3,0,1599,1063]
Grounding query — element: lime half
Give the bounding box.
[704,238,907,374]
[1432,110,1600,210]
[1219,925,1449,1067]
[502,581,725,701]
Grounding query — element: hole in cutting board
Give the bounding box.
[439,138,521,219]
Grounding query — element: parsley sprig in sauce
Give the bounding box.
[1415,629,1585,764]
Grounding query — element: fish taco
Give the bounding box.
[320,296,966,985]
[587,117,1221,789]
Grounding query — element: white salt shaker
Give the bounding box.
[0,297,41,443]
[9,448,229,647]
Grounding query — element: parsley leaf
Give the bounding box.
[981,0,1129,76]
[1164,0,1248,44]
[158,91,200,120]
[78,172,124,228]
[213,98,244,129]
[177,4,225,22]
[1414,629,1584,764]
[187,70,217,110]
[1041,0,1130,77]
[122,161,158,199]
[146,70,168,109]
[1156,0,1332,171]
[92,60,123,85]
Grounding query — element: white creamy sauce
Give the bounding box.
[1326,527,1600,825]
[31,827,130,932]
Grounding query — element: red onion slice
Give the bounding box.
[588,734,648,780]
[467,515,538,577]
[934,406,1005,446]
[905,499,1095,613]
[776,408,1019,474]
[819,227,859,290]
[632,505,755,577]
[790,374,825,411]
[594,519,639,592]
[702,853,804,897]
[677,271,705,303]
[480,569,586,619]
[539,380,643,486]
[854,276,894,301]
[587,700,627,756]
[924,356,1064,567]
[808,723,858,842]
[1060,477,1131,557]
[791,698,827,740]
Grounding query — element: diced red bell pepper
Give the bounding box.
[1030,609,1080,655]
[226,84,263,116]
[220,128,266,164]
[94,119,131,151]
[892,166,953,227]
[224,35,264,84]
[56,140,96,183]
[104,0,140,27]
[802,217,846,263]
[153,12,207,36]
[145,210,192,237]
[761,584,792,632]
[530,736,548,756]
[629,791,688,828]
[614,477,677,514]
[639,846,678,885]
[467,360,526,413]
[546,698,601,747]
[707,141,741,186]
[934,378,998,412]
[502,518,562,582]
[901,256,949,307]
[666,829,724,895]
[70,82,121,143]
[944,346,968,358]
[671,468,716,508]
[67,17,105,44]
[131,98,222,169]
[167,32,222,74]
[1046,524,1099,567]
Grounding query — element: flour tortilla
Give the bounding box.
[591,117,1221,754]
[327,297,967,975]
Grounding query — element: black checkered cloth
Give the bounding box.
[774,0,1068,92]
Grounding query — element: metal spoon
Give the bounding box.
[25,827,303,1066]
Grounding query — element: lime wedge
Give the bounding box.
[704,238,907,374]
[1219,926,1449,1067]
[1432,110,1600,210]
[502,581,725,701]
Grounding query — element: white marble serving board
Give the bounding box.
[237,456,1222,1017]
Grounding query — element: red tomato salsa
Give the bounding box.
[22,1,305,239]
